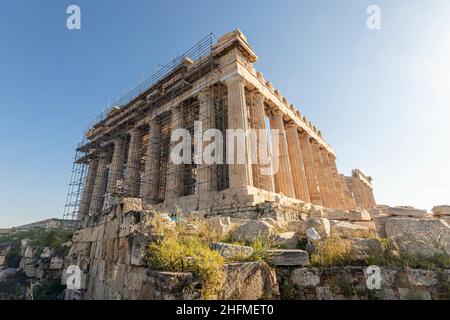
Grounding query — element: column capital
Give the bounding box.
[285,122,299,130]
[197,89,211,102]
[222,73,245,86]
[253,91,265,105]
[272,108,284,117]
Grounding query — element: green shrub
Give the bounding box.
[146,235,225,299]
[310,237,358,267]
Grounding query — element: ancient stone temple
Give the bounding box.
[65,29,376,223]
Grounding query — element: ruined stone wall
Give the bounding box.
[277,267,450,300]
[64,199,279,300]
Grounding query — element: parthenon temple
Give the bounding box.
[65,30,376,222]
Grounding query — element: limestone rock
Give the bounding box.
[266,249,310,266]
[40,247,53,259]
[386,218,450,257]
[348,209,372,221]
[25,264,37,277]
[49,257,64,270]
[331,221,372,238]
[306,228,322,242]
[220,262,279,300]
[286,220,307,235]
[206,216,233,238]
[381,206,430,218]
[406,269,439,287]
[291,268,321,287]
[348,238,384,260]
[273,232,299,249]
[327,209,349,220]
[368,208,384,218]
[373,215,389,238]
[306,218,330,238]
[0,255,6,267]
[21,239,31,247]
[23,246,34,259]
[310,206,327,219]
[131,234,148,266]
[210,242,254,259]
[432,205,450,216]
[231,220,276,242]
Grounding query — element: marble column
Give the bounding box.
[107,137,126,194]
[269,109,295,198]
[223,74,253,189]
[88,153,109,215]
[124,128,143,197]
[197,90,217,198]
[321,150,339,209]
[142,117,160,205]
[165,105,184,200]
[299,132,323,206]
[328,154,346,209]
[252,92,275,192]
[285,123,310,202]
[78,158,98,220]
[311,141,332,208]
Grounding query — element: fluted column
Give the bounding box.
[252,92,274,192]
[142,117,160,205]
[341,175,357,210]
[88,153,109,215]
[107,137,126,194]
[321,150,338,209]
[299,132,323,205]
[165,105,184,200]
[223,74,253,189]
[285,123,310,202]
[311,142,332,208]
[197,90,217,198]
[328,155,347,209]
[269,109,295,198]
[124,128,143,197]
[78,158,98,220]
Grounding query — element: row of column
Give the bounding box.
[224,74,355,210]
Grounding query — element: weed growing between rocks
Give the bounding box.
[145,217,225,299]
[310,237,358,267]
[366,238,450,269]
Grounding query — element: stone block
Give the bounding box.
[131,235,148,266]
[25,264,37,277]
[266,249,310,266]
[331,221,372,238]
[381,206,430,218]
[306,228,322,242]
[220,262,279,300]
[40,247,53,259]
[406,269,439,287]
[291,268,321,287]
[310,206,327,218]
[210,242,254,259]
[327,209,349,220]
[273,232,299,249]
[104,219,120,240]
[432,205,450,216]
[306,218,330,238]
[386,218,450,257]
[231,220,276,242]
[349,209,372,221]
[50,257,64,270]
[286,220,307,235]
[23,246,34,259]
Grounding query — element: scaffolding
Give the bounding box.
[63,33,233,220]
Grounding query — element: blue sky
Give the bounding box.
[0,0,449,227]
